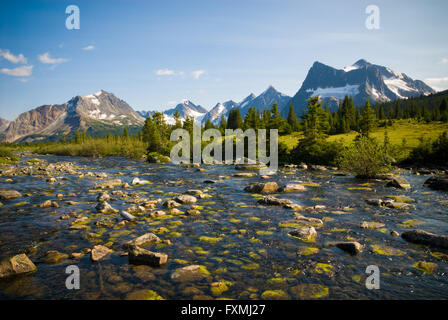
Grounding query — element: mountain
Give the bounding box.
[239,86,291,117]
[202,100,239,125]
[284,59,435,117]
[2,90,144,143]
[199,86,291,125]
[137,110,154,118]
[0,118,10,132]
[162,100,208,124]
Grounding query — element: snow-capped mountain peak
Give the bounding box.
[285,59,435,117]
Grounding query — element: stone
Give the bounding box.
[120,210,136,221]
[309,165,327,171]
[280,184,306,192]
[424,176,448,191]
[383,201,415,210]
[185,189,203,195]
[123,233,161,249]
[163,200,181,208]
[365,199,383,207]
[43,251,69,264]
[361,221,385,229]
[91,245,111,262]
[101,179,122,188]
[175,195,197,204]
[96,192,110,202]
[391,230,400,237]
[150,210,166,217]
[235,163,266,171]
[401,229,448,249]
[244,182,279,194]
[171,265,210,282]
[128,246,167,266]
[0,189,22,200]
[95,201,118,213]
[386,176,411,189]
[233,172,255,177]
[289,226,317,240]
[0,254,37,279]
[131,177,150,185]
[328,241,363,255]
[186,209,200,216]
[258,196,293,207]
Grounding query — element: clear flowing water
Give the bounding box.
[0,155,447,299]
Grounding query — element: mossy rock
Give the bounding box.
[431,252,448,261]
[371,244,403,256]
[291,283,329,299]
[199,236,223,244]
[413,261,438,274]
[210,281,229,296]
[125,289,164,300]
[298,247,319,256]
[313,263,334,276]
[261,289,290,300]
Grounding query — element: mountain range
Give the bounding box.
[0,59,436,142]
[284,59,435,117]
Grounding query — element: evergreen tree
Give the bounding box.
[227,108,243,129]
[122,127,129,140]
[204,118,215,130]
[359,99,376,137]
[219,115,227,133]
[286,103,300,131]
[173,110,182,129]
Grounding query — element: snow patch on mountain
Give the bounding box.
[306,84,360,100]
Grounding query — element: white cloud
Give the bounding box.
[424,77,448,91]
[0,65,33,77]
[192,70,205,79]
[38,52,68,65]
[156,69,184,76]
[83,45,95,51]
[442,58,448,64]
[0,49,27,64]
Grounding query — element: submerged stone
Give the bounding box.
[0,189,22,200]
[291,284,329,299]
[171,265,210,282]
[91,245,111,262]
[261,289,289,300]
[125,289,164,300]
[0,254,37,279]
[401,229,448,249]
[128,245,168,266]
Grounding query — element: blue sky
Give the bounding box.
[1,0,448,120]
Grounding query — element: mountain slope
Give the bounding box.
[239,86,291,117]
[2,90,144,143]
[284,59,435,117]
[0,118,10,132]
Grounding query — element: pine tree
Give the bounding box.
[359,99,376,137]
[227,109,243,129]
[204,118,214,130]
[173,110,182,129]
[122,127,129,140]
[286,103,300,131]
[219,115,227,133]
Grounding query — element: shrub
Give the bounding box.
[338,136,391,178]
[290,138,343,166]
[406,131,448,165]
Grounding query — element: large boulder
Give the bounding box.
[401,229,448,249]
[0,189,22,200]
[244,182,279,194]
[128,246,167,266]
[424,176,448,191]
[0,254,37,279]
[386,176,411,189]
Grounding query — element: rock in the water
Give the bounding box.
[235,163,266,171]
[101,179,122,188]
[424,176,448,191]
[280,184,306,192]
[175,195,197,204]
[123,233,161,249]
[233,172,255,177]
[309,165,327,171]
[128,246,168,266]
[360,221,385,229]
[171,265,210,282]
[185,189,203,195]
[365,199,383,207]
[0,254,37,279]
[258,196,293,207]
[386,176,411,189]
[95,201,118,213]
[96,192,110,202]
[0,189,22,200]
[120,210,136,221]
[288,226,317,240]
[244,182,279,194]
[401,229,448,249]
[383,201,415,210]
[132,177,150,185]
[147,154,170,164]
[328,241,363,255]
[91,245,111,262]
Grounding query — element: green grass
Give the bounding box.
[280,120,448,154]
[35,138,147,159]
